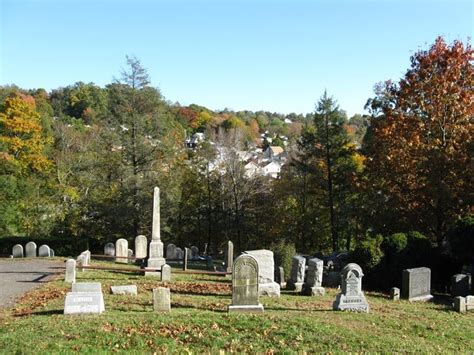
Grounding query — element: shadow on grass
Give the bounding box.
[14,309,63,317]
[264,306,330,312]
[171,302,227,313]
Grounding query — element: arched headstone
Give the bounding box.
[38,245,51,257]
[333,263,369,312]
[65,259,76,283]
[104,243,115,257]
[135,235,148,259]
[115,239,128,263]
[166,243,176,259]
[228,254,264,313]
[12,244,23,258]
[25,242,37,257]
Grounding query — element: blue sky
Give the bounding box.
[1,0,472,116]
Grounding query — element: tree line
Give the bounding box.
[0,38,472,265]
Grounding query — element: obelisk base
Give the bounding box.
[146,240,165,277]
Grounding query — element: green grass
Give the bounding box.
[0,260,472,353]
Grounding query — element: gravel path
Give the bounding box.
[0,258,64,308]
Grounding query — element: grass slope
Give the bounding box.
[0,259,472,353]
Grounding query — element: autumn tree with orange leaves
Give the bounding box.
[364,37,473,243]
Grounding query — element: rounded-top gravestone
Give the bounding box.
[115,239,128,263]
[135,235,148,259]
[12,244,23,258]
[228,254,264,313]
[333,263,369,312]
[166,243,177,259]
[104,242,115,257]
[38,245,51,257]
[25,242,37,257]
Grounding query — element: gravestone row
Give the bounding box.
[12,242,54,258]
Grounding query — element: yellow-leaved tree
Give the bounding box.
[0,94,52,174]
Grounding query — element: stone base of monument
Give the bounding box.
[146,258,166,276]
[333,293,369,313]
[287,281,304,292]
[301,286,325,296]
[228,304,264,313]
[407,294,433,302]
[259,282,280,297]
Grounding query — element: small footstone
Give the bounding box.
[161,264,171,282]
[390,287,400,301]
[454,296,466,313]
[110,285,137,295]
[153,287,171,312]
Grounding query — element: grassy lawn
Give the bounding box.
[0,259,472,353]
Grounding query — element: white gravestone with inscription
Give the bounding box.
[64,282,105,315]
[333,263,369,313]
[228,254,264,313]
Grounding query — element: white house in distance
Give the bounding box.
[262,161,282,178]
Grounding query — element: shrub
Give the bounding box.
[447,215,474,264]
[382,232,408,255]
[270,240,296,278]
[349,234,384,273]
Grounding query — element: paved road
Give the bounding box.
[0,258,64,308]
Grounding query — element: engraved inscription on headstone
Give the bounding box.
[333,263,369,313]
[228,254,264,313]
[64,282,105,315]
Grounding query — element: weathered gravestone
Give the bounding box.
[451,274,471,297]
[191,246,199,259]
[333,263,369,313]
[64,282,105,315]
[110,285,137,295]
[390,287,400,301]
[38,244,51,257]
[166,243,177,259]
[454,296,466,313]
[12,244,23,258]
[175,247,184,260]
[25,242,37,257]
[402,267,433,301]
[161,264,171,282]
[153,287,171,312]
[104,242,115,257]
[275,266,285,288]
[77,255,87,272]
[228,254,264,313]
[115,239,128,264]
[65,259,76,283]
[147,187,166,276]
[467,295,474,311]
[244,249,280,297]
[302,257,325,296]
[128,249,134,263]
[49,249,55,257]
[287,255,306,292]
[81,250,91,264]
[135,235,148,259]
[226,241,234,273]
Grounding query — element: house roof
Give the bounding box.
[269,146,284,155]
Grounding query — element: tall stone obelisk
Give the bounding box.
[146,187,166,276]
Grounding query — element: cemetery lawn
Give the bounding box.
[0,261,472,353]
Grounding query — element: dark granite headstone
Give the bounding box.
[402,267,432,301]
